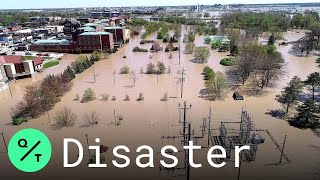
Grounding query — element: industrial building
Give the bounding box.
[29,31,114,53]
[104,26,129,47]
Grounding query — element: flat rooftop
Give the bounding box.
[79,32,111,36]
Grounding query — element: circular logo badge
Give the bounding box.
[8,128,52,172]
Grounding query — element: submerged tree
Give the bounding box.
[84,111,100,127]
[290,100,320,129]
[276,76,304,114]
[157,61,166,74]
[53,107,77,130]
[304,72,320,100]
[193,46,210,63]
[235,42,264,85]
[81,88,96,103]
[255,45,285,90]
[202,66,215,81]
[185,42,195,54]
[205,71,229,100]
[129,71,138,87]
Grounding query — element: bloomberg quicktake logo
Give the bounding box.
[7,128,250,172]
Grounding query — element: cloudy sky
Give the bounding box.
[2,0,319,9]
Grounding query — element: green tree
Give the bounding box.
[185,43,195,54]
[194,46,210,63]
[146,63,156,74]
[81,88,96,103]
[64,66,75,81]
[291,100,320,128]
[304,72,320,100]
[91,50,103,61]
[205,71,229,100]
[157,61,166,74]
[202,66,215,80]
[276,76,304,113]
[188,32,195,43]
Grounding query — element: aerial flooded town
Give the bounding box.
[0,1,319,180]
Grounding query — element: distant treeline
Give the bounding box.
[0,11,86,26]
[221,12,320,32]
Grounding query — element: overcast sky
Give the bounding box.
[2,0,319,9]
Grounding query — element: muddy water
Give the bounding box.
[0,30,319,180]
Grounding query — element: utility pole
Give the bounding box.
[179,101,191,145]
[85,134,90,156]
[178,68,186,98]
[179,43,181,65]
[279,135,287,164]
[1,132,8,152]
[237,156,242,180]
[207,107,212,146]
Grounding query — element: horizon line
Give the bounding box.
[1,2,320,10]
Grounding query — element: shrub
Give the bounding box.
[150,42,163,52]
[120,66,130,74]
[91,50,103,61]
[124,94,130,101]
[111,96,116,101]
[157,61,166,74]
[84,111,100,127]
[161,93,168,101]
[12,117,28,125]
[43,61,59,68]
[81,88,96,103]
[116,114,124,121]
[220,58,235,66]
[74,94,80,101]
[137,92,144,101]
[133,46,148,52]
[100,94,109,101]
[140,40,154,44]
[146,63,156,74]
[53,107,77,130]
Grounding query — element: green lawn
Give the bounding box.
[43,61,59,68]
[22,56,35,60]
[23,56,51,60]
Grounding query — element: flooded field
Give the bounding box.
[0,30,319,180]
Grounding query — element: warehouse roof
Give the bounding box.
[33,39,70,45]
[79,32,111,36]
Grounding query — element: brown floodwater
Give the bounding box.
[0,29,319,180]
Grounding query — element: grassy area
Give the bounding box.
[220,58,236,66]
[23,56,51,60]
[22,56,35,60]
[43,61,59,68]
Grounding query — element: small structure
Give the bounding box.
[204,35,230,44]
[233,92,244,100]
[0,55,43,79]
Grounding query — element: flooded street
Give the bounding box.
[0,30,319,180]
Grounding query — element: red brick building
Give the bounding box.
[30,32,114,53]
